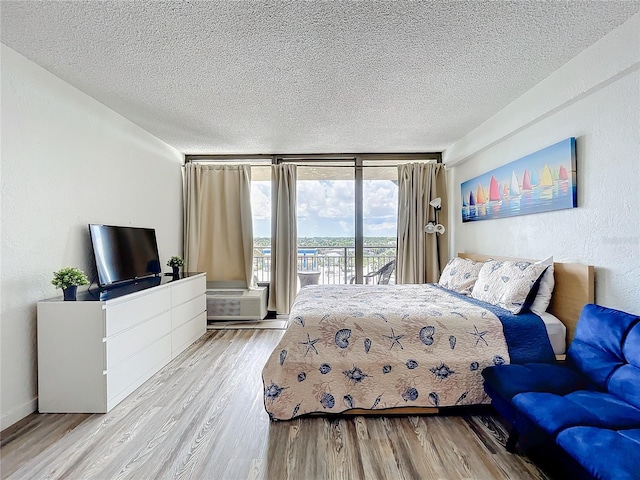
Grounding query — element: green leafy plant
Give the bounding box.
[167,256,184,268]
[51,267,89,289]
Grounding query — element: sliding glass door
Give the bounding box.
[250,165,272,283]
[363,164,398,285]
[289,159,400,287]
[242,155,438,287]
[296,163,356,287]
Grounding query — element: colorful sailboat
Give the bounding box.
[461,192,470,220]
[522,170,532,191]
[503,184,509,197]
[531,170,540,188]
[558,164,570,194]
[469,190,477,217]
[509,171,521,197]
[538,164,554,199]
[558,165,569,181]
[476,183,486,204]
[488,176,502,205]
[540,164,553,186]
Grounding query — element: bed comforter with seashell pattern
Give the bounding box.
[262,284,555,420]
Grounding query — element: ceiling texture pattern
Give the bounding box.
[1,1,639,155]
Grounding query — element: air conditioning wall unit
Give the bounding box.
[206,285,268,321]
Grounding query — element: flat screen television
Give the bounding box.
[89,224,162,287]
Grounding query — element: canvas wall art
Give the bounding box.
[461,137,577,223]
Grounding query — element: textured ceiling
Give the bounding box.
[1,1,639,155]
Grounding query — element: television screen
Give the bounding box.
[89,224,161,287]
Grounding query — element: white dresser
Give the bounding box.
[37,273,206,413]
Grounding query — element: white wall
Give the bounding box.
[0,45,184,429]
[444,14,640,315]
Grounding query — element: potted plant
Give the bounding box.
[167,256,184,276]
[52,267,89,301]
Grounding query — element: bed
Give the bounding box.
[262,254,594,420]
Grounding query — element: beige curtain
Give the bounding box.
[183,163,254,286]
[268,164,297,314]
[396,162,448,284]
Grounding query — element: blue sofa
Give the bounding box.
[482,304,640,480]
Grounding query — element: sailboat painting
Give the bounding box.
[461,137,577,222]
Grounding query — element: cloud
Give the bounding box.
[297,180,355,219]
[338,220,352,233]
[364,182,397,218]
[365,221,397,235]
[251,182,271,220]
[253,179,398,237]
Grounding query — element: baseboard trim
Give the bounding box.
[1,397,38,432]
[207,319,288,330]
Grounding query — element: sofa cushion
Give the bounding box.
[623,320,640,366]
[607,322,640,409]
[556,427,640,480]
[513,390,640,436]
[608,364,640,411]
[483,363,595,426]
[567,304,639,389]
[482,363,594,401]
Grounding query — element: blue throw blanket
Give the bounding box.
[435,285,556,364]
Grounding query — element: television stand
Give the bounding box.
[37,273,206,413]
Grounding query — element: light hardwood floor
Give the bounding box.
[1,330,549,480]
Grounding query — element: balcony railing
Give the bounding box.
[253,246,396,286]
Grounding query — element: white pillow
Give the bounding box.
[530,256,555,315]
[438,257,484,295]
[538,311,566,355]
[471,260,549,314]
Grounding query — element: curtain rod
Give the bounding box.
[185,153,442,163]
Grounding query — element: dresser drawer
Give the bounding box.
[172,311,206,358]
[106,334,171,403]
[171,276,205,306]
[105,288,171,337]
[172,295,206,330]
[105,310,172,369]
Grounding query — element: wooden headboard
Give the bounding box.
[459,253,594,345]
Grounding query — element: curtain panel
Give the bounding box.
[268,164,297,314]
[396,162,448,284]
[183,163,254,286]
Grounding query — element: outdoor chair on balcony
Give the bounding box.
[350,260,396,285]
[298,271,321,287]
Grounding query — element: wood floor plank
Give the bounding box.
[0,412,92,474]
[58,332,239,479]
[384,416,432,480]
[1,329,552,480]
[326,417,365,480]
[405,415,449,480]
[131,330,267,479]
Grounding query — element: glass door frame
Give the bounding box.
[276,153,441,284]
[185,152,442,285]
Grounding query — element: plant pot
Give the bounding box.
[172,266,180,277]
[63,286,78,301]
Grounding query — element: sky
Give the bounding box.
[251,179,398,238]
